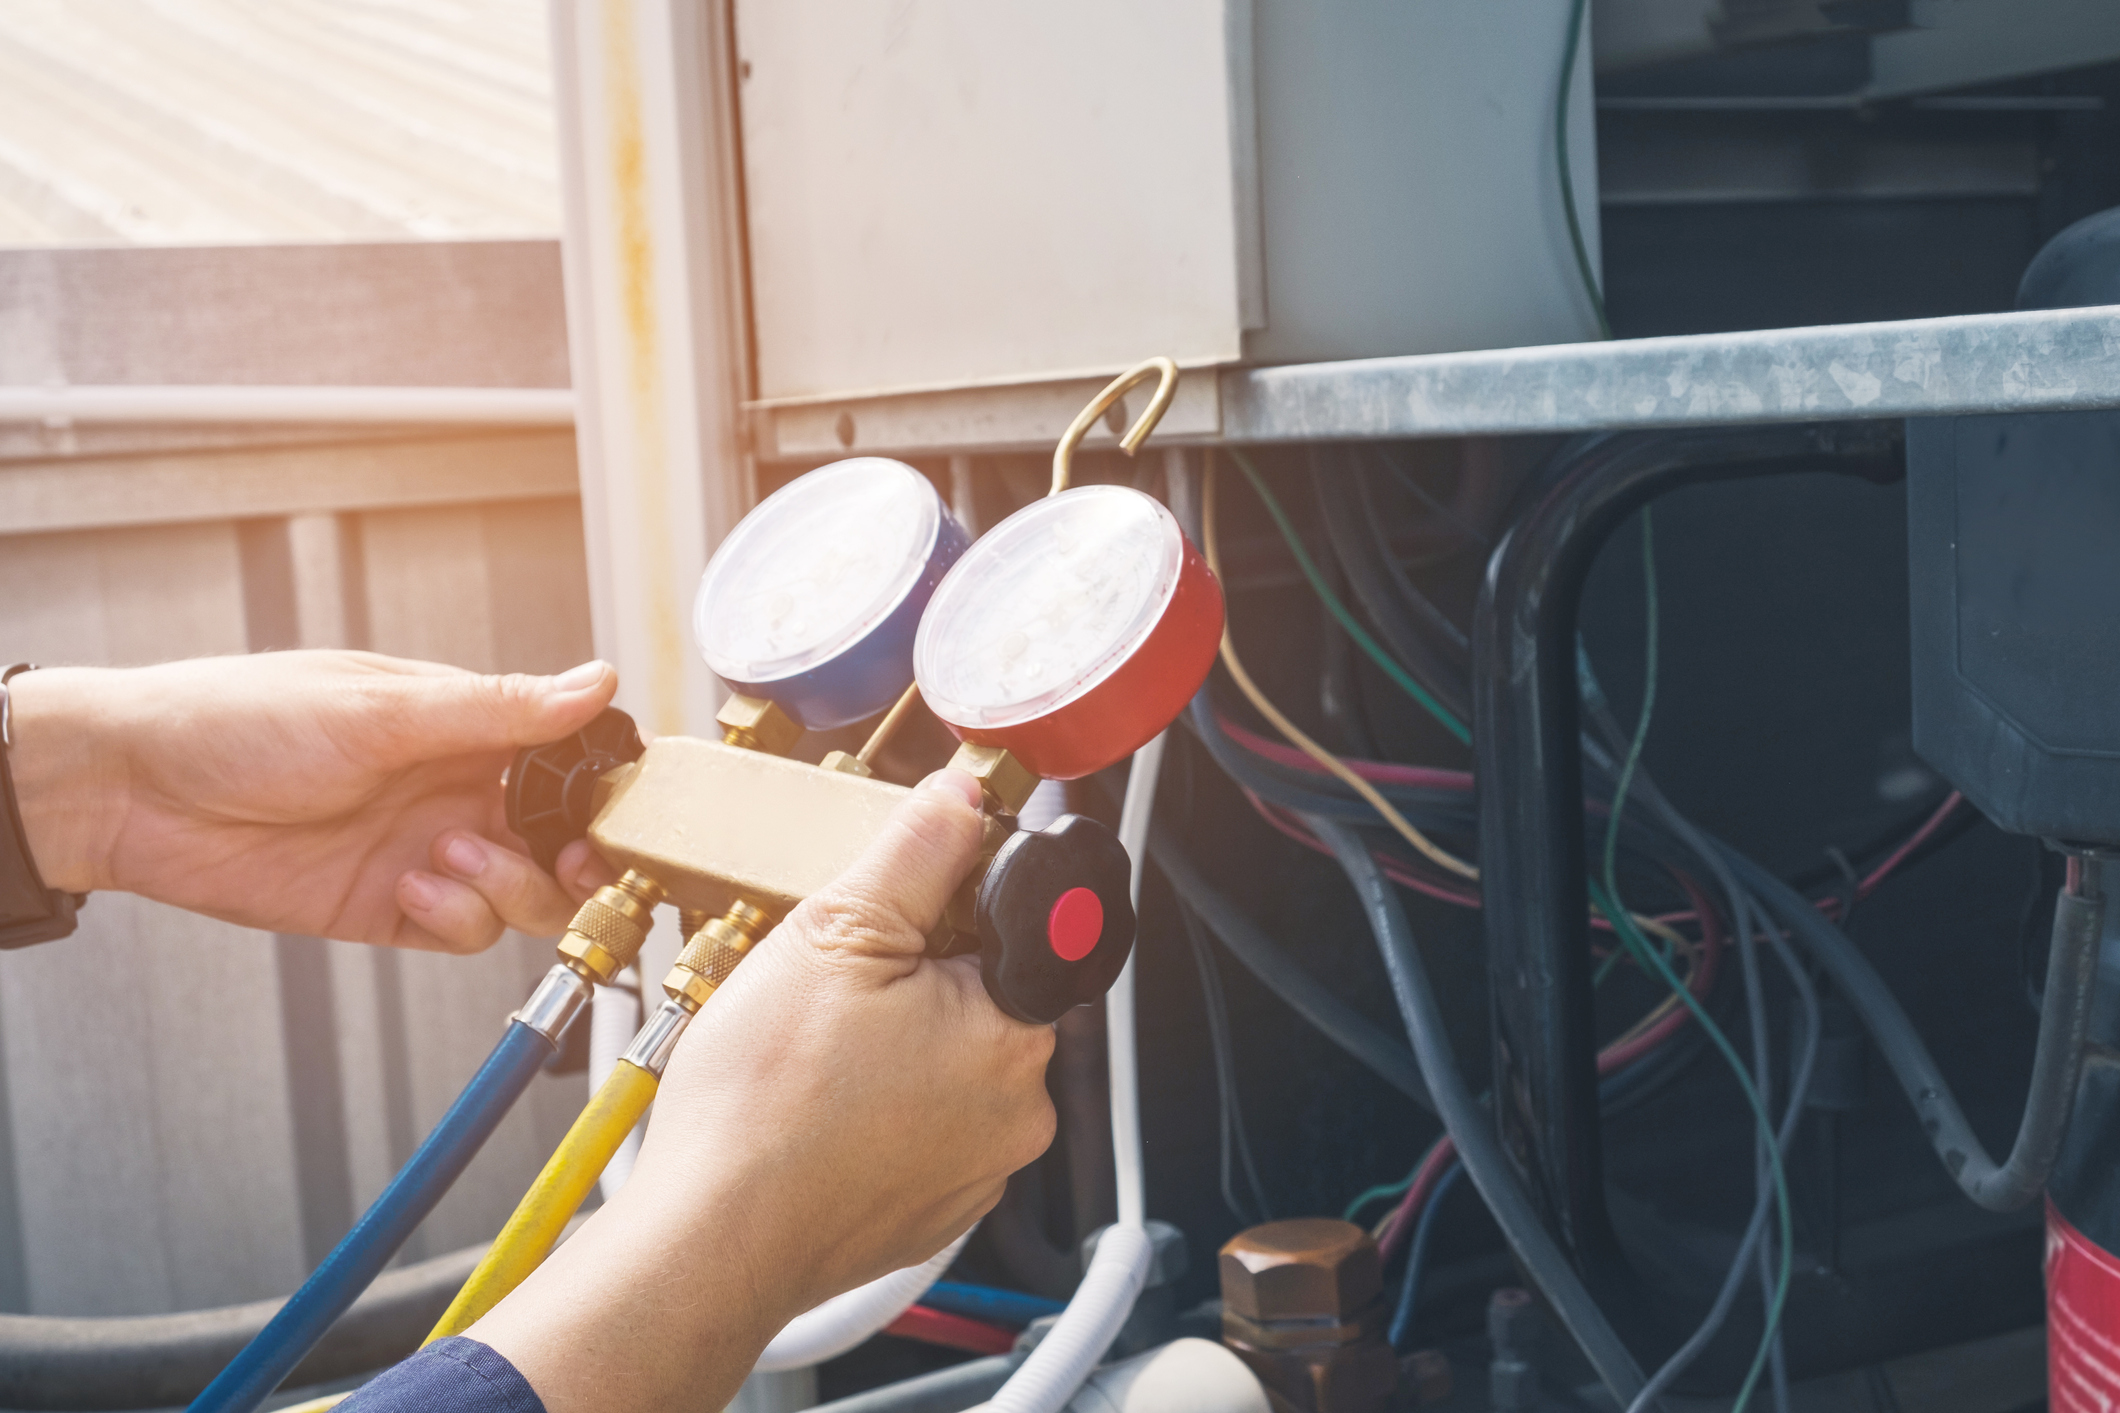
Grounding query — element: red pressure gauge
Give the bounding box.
[914,485,1224,780]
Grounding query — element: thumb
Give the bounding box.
[792,768,987,959]
[365,659,618,761]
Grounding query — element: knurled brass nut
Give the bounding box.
[1219,1218,1383,1323]
[946,742,1039,816]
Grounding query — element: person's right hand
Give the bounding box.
[473,768,1058,1413]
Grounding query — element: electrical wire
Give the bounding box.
[884,1305,1020,1358]
[1144,819,1434,1111]
[1223,448,1469,744]
[1311,815,1648,1405]
[1556,0,1612,340]
[1178,901,1273,1225]
[1388,1162,1464,1352]
[1203,456,1690,965]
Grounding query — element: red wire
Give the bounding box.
[1855,791,1963,898]
[1217,712,1475,792]
[884,1304,1019,1357]
[1377,1137,1456,1261]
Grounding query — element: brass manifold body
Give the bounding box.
[550,694,1034,1071]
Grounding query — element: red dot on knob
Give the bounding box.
[1046,887,1104,962]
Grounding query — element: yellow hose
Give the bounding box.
[424,1059,660,1341]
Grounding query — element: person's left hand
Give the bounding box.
[7,650,623,951]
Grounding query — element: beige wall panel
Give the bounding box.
[354,500,597,1257]
[0,431,580,538]
[0,522,306,1314]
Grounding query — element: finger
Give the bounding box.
[555,838,620,903]
[433,830,579,936]
[791,769,987,959]
[395,870,506,954]
[358,660,619,764]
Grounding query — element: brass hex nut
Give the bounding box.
[947,742,1039,816]
[1219,1219,1383,1322]
[1222,1336,1397,1413]
[717,695,803,757]
[819,750,874,777]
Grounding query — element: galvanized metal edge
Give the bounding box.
[1219,305,2120,443]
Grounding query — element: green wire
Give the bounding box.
[1223,448,1471,746]
[1590,510,1790,1413]
[1557,0,1612,341]
[1342,1170,1416,1224]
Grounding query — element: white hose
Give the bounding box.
[1018,778,1069,834]
[1106,732,1163,1229]
[754,1228,975,1371]
[971,735,1168,1413]
[589,970,645,1200]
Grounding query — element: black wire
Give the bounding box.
[1178,901,1272,1226]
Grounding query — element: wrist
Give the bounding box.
[7,668,126,895]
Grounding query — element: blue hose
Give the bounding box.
[920,1281,1067,1329]
[189,1019,559,1413]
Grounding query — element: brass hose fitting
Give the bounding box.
[664,899,772,1013]
[716,694,802,756]
[556,869,665,985]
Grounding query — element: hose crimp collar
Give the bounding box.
[513,963,593,1046]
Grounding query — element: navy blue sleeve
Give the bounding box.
[339,1336,545,1413]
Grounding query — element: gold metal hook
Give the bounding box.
[1050,356,1181,496]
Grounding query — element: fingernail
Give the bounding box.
[401,874,442,911]
[552,660,606,691]
[442,837,486,878]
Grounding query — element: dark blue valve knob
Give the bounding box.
[973,813,1136,1024]
[504,707,645,873]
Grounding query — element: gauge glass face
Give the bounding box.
[916,486,1183,730]
[695,458,940,684]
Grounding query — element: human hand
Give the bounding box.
[7,651,622,951]
[475,769,1057,1413]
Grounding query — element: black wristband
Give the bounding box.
[0,664,83,949]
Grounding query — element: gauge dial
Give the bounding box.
[916,485,1223,779]
[696,458,967,730]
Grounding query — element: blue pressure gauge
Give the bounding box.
[693,458,969,731]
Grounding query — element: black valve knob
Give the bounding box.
[973,814,1136,1024]
[504,707,645,873]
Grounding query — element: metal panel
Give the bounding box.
[1220,305,2120,443]
[734,0,1250,400]
[758,368,1224,462]
[1867,0,2120,100]
[1243,0,1602,365]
